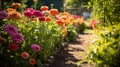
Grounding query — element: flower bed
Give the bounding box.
[0,3,86,66]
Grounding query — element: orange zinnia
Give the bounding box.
[45,17,51,22]
[8,11,21,20]
[50,9,59,16]
[56,20,64,26]
[12,3,21,8]
[7,8,16,13]
[40,6,49,11]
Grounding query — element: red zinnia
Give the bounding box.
[45,17,51,22]
[39,16,45,21]
[8,43,19,51]
[50,9,59,16]
[40,6,48,11]
[29,58,36,65]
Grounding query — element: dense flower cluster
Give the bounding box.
[4,24,24,43]
[0,3,86,66]
[24,8,44,18]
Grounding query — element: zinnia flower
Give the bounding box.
[39,16,45,21]
[8,11,21,20]
[12,3,21,8]
[40,6,48,11]
[33,10,44,17]
[31,44,40,52]
[21,51,29,59]
[50,9,59,16]
[45,17,51,22]
[24,8,34,18]
[4,24,18,35]
[0,11,8,19]
[8,43,19,51]
[11,33,24,43]
[7,8,16,13]
[56,20,64,26]
[29,58,36,65]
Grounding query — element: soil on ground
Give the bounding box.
[49,32,93,67]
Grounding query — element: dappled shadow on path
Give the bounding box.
[49,33,92,67]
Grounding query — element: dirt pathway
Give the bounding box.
[49,32,92,67]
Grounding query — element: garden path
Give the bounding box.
[49,32,92,67]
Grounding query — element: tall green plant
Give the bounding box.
[87,0,120,26]
[80,0,120,67]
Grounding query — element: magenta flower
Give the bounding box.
[4,24,18,35]
[24,8,34,18]
[31,44,41,52]
[24,11,34,18]
[11,33,24,43]
[0,11,8,19]
[33,10,44,17]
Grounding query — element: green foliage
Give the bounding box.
[64,24,78,42]
[84,0,120,67]
[87,0,120,26]
[76,23,86,33]
[65,0,89,8]
[87,24,120,67]
[0,16,63,66]
[10,18,63,62]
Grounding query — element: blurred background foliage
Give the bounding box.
[0,0,89,11]
[65,0,90,8]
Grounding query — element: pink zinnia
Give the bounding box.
[24,8,34,18]
[11,33,24,43]
[31,44,40,52]
[4,24,18,35]
[33,10,44,17]
[8,43,19,51]
[24,11,34,18]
